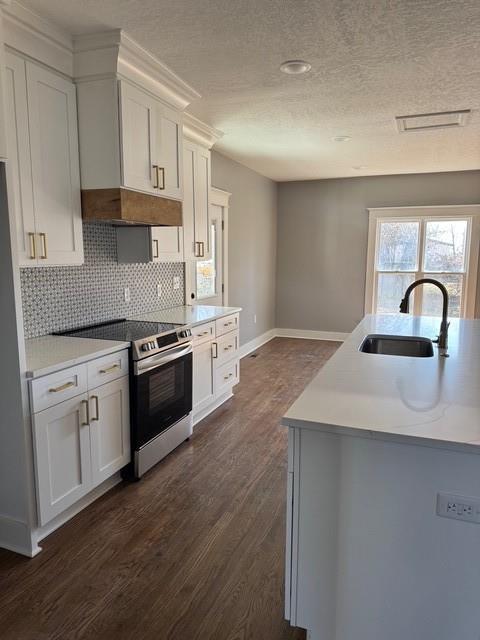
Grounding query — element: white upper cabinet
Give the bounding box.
[119,81,158,195]
[157,104,183,200]
[83,78,183,204]
[5,51,83,267]
[183,141,212,261]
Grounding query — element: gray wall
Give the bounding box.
[212,151,278,345]
[277,171,480,333]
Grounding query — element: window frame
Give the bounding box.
[365,205,480,319]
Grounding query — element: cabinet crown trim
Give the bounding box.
[183,112,223,149]
[74,30,200,111]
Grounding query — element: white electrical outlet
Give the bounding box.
[124,287,131,303]
[157,284,162,298]
[436,492,480,524]
[253,314,257,324]
[173,276,180,290]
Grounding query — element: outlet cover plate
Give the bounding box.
[436,492,480,524]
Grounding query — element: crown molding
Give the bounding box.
[210,187,231,207]
[2,1,73,76]
[74,30,201,111]
[183,112,223,149]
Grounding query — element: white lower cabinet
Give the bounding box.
[89,377,130,486]
[33,393,92,526]
[193,340,215,414]
[192,314,240,424]
[31,351,130,526]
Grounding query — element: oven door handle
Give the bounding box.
[135,343,193,375]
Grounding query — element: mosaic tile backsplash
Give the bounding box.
[20,223,185,338]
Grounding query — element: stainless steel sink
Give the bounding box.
[359,334,434,358]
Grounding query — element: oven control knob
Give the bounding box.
[180,329,191,338]
[141,342,152,351]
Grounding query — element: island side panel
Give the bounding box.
[293,428,480,640]
[292,427,341,638]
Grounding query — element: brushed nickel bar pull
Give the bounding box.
[28,232,36,259]
[212,342,218,359]
[153,239,159,259]
[81,399,90,426]
[39,233,47,259]
[99,364,120,374]
[158,167,165,190]
[49,381,75,393]
[91,395,99,421]
[223,373,233,381]
[194,241,201,257]
[153,164,159,189]
[200,242,205,257]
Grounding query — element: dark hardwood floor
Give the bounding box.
[0,337,339,640]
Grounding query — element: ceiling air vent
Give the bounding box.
[395,109,471,133]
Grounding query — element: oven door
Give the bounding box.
[132,343,193,449]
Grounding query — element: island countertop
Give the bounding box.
[282,314,480,451]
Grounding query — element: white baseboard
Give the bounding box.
[239,328,348,359]
[239,328,277,359]
[0,513,39,557]
[275,328,349,342]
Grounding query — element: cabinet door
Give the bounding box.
[119,81,158,195]
[33,394,91,526]
[4,52,37,266]
[157,105,183,200]
[195,146,211,259]
[26,62,83,265]
[182,142,197,261]
[193,340,215,415]
[151,226,184,262]
[89,377,130,487]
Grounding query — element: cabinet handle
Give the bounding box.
[153,164,159,189]
[39,233,47,259]
[200,241,205,257]
[28,232,36,259]
[223,373,233,381]
[91,395,99,421]
[212,342,218,359]
[49,381,75,393]
[158,167,165,190]
[99,363,120,374]
[194,241,201,257]
[81,399,90,426]
[153,239,159,259]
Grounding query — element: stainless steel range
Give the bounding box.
[56,319,193,478]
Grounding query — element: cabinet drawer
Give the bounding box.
[192,321,215,345]
[213,331,239,366]
[215,313,239,337]
[30,364,88,413]
[87,349,129,388]
[215,358,240,397]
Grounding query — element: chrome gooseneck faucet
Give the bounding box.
[399,278,450,349]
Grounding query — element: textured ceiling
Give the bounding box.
[18,0,480,181]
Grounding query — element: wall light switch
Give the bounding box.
[173,276,180,290]
[124,287,131,303]
[254,314,257,324]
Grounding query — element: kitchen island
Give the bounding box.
[283,314,480,640]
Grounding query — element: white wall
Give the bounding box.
[211,151,278,345]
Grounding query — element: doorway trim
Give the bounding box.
[210,187,231,305]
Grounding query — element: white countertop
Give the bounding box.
[130,304,241,327]
[283,314,480,451]
[25,335,130,379]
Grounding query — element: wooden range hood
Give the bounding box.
[81,188,183,226]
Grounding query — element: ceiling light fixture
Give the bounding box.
[332,136,351,142]
[280,60,312,75]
